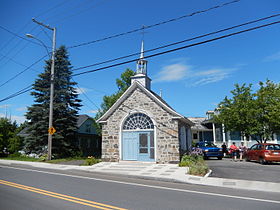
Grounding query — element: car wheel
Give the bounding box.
[203,156,208,160]
[259,157,266,165]
[217,157,222,160]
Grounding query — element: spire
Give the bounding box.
[136,40,147,75]
[140,40,144,59]
[131,40,151,90]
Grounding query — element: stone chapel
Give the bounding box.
[97,41,194,163]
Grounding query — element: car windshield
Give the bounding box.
[204,143,216,147]
[265,145,280,150]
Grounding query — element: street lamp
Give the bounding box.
[27,19,56,160]
[25,34,51,58]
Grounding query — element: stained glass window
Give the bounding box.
[123,113,154,130]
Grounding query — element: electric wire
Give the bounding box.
[0,85,33,103]
[72,13,280,72]
[72,78,100,110]
[0,55,48,88]
[0,53,40,73]
[72,19,280,77]
[0,25,43,47]
[68,0,240,49]
[2,17,279,103]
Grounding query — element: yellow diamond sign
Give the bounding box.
[48,126,56,135]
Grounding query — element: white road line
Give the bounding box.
[1,165,280,204]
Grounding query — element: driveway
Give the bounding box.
[206,158,280,183]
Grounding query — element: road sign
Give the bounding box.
[48,126,56,135]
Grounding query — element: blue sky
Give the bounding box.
[1,0,280,124]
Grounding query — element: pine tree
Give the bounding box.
[25,46,82,158]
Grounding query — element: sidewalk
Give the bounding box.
[1,159,280,193]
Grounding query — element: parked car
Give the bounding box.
[244,143,280,164]
[195,142,223,160]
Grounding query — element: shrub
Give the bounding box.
[83,156,101,166]
[179,154,209,176]
[189,162,209,176]
[7,152,21,158]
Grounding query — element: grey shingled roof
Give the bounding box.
[189,117,212,131]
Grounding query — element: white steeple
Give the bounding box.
[131,40,151,89]
[136,40,147,75]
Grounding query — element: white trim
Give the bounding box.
[97,81,193,126]
[119,110,157,162]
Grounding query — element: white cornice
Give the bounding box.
[97,81,194,126]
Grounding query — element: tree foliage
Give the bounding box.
[255,80,280,141]
[94,68,135,134]
[25,46,82,157]
[214,80,280,143]
[95,68,135,119]
[0,118,23,155]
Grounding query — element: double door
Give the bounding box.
[122,131,154,161]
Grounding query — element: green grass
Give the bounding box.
[1,154,101,166]
[0,156,40,162]
[45,157,86,164]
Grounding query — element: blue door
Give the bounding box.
[122,131,154,161]
[122,132,138,160]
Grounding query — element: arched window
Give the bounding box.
[123,113,154,130]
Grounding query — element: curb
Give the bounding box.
[1,160,280,193]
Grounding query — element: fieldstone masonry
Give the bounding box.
[101,87,182,163]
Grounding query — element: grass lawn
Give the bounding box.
[0,155,100,166]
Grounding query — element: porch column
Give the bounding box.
[212,123,216,144]
[222,124,226,143]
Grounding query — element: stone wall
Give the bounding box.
[101,87,181,163]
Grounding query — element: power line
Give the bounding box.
[72,78,100,110]
[0,55,48,88]
[68,0,240,49]
[72,19,280,77]
[0,25,43,47]
[0,85,33,103]
[0,53,40,72]
[73,13,280,72]
[2,17,279,103]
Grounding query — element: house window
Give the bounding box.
[193,133,198,139]
[123,113,154,130]
[85,124,91,133]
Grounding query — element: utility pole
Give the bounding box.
[32,18,56,160]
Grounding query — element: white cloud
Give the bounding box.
[0,104,12,109]
[74,87,89,94]
[87,110,98,114]
[154,63,191,82]
[264,51,280,62]
[154,60,235,86]
[0,113,26,124]
[189,69,232,87]
[16,107,27,112]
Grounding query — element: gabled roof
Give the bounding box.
[189,117,212,131]
[97,81,194,126]
[77,114,93,127]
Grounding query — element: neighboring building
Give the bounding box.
[76,114,101,157]
[18,114,100,157]
[97,41,194,163]
[190,111,280,148]
[189,117,213,143]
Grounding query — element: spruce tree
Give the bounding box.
[25,46,82,158]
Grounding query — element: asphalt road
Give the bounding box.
[0,164,280,210]
[206,158,280,183]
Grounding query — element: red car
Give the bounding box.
[245,143,280,164]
